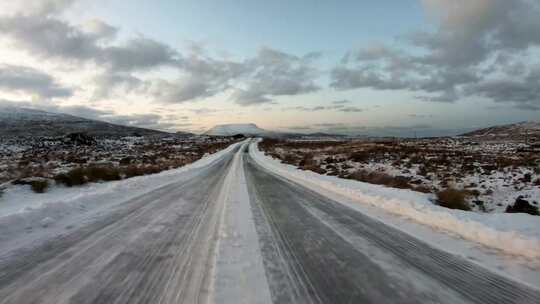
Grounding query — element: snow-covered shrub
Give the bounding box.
[506,197,539,216]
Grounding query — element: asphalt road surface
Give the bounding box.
[0,142,538,304]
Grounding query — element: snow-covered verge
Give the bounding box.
[250,140,540,260]
[0,141,243,251]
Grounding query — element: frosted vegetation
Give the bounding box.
[259,138,540,216]
[0,134,238,194]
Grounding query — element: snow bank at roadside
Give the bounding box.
[0,141,243,244]
[250,140,540,260]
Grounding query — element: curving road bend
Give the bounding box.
[0,141,538,304]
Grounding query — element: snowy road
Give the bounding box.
[0,141,538,303]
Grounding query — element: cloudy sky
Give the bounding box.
[0,0,539,136]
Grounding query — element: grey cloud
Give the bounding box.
[148,78,215,103]
[331,66,410,91]
[332,99,351,105]
[91,73,143,99]
[282,106,326,112]
[105,113,162,127]
[232,48,320,105]
[93,66,231,104]
[67,108,183,131]
[338,106,363,113]
[175,123,194,127]
[418,0,540,65]
[302,51,323,62]
[92,46,246,103]
[0,64,73,98]
[466,73,540,110]
[0,15,181,72]
[189,108,221,115]
[409,114,434,118]
[34,0,74,15]
[282,105,362,112]
[231,89,272,105]
[0,15,100,62]
[2,0,76,16]
[39,0,75,15]
[515,104,540,111]
[182,52,248,81]
[161,114,190,121]
[101,38,181,72]
[0,10,320,105]
[332,0,540,109]
[173,46,323,106]
[415,91,458,103]
[167,52,249,103]
[81,19,118,41]
[93,46,318,105]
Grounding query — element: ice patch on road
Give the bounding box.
[250,140,540,260]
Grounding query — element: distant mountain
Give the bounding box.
[204,123,268,136]
[0,106,170,138]
[462,121,540,141]
[204,123,352,139]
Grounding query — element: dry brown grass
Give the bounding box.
[12,178,50,193]
[54,168,86,187]
[436,188,471,211]
[86,166,122,182]
[30,179,49,193]
[348,170,413,190]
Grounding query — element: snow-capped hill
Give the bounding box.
[204,123,268,136]
[462,121,540,141]
[0,105,167,138]
[0,105,76,122]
